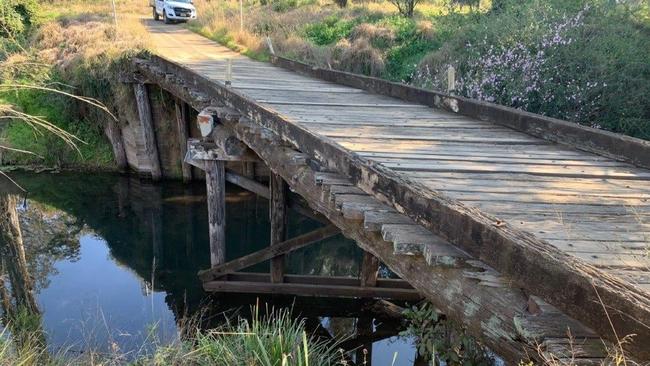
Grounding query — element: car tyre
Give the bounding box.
[153,7,159,21]
[163,11,172,24]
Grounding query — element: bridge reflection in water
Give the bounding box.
[1,172,417,365]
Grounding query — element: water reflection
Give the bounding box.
[1,173,417,364]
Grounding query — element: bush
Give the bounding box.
[0,0,39,38]
[334,38,385,76]
[271,0,298,13]
[389,0,422,18]
[304,15,359,45]
[412,0,650,140]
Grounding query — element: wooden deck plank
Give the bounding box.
[399,162,650,180]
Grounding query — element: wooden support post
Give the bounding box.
[206,159,226,267]
[243,162,255,179]
[133,83,162,181]
[360,252,379,287]
[104,118,128,172]
[270,173,287,283]
[175,99,192,182]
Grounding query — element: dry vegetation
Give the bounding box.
[1,0,150,169]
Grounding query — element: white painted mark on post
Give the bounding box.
[225,59,233,87]
[447,65,456,94]
[197,109,215,137]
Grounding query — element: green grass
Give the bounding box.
[1,88,115,169]
[0,305,345,366]
[186,22,270,62]
[303,15,361,46]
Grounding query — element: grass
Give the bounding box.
[1,0,150,170]
[0,304,346,366]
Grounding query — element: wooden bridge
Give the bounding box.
[121,20,650,363]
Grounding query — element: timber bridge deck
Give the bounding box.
[124,20,650,363]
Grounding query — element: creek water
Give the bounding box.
[3,172,418,365]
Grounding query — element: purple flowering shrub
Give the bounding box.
[411,0,650,139]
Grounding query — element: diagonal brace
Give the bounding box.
[198,225,340,281]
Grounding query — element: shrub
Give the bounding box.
[304,15,358,45]
[389,0,422,18]
[0,0,39,38]
[412,0,650,140]
[271,0,298,13]
[350,23,395,49]
[334,38,385,76]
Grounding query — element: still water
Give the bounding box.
[4,172,417,364]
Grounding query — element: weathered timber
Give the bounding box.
[203,274,421,300]
[206,159,226,267]
[225,170,269,199]
[134,58,616,363]
[181,157,328,224]
[198,106,249,156]
[187,138,259,162]
[270,173,287,283]
[218,272,414,289]
[270,55,650,170]
[243,161,255,178]
[135,55,650,359]
[360,251,379,287]
[174,98,192,182]
[133,83,162,181]
[212,124,248,156]
[104,118,128,172]
[198,225,340,281]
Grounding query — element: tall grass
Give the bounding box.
[0,305,344,366]
[151,305,343,365]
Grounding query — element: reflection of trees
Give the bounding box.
[19,201,82,290]
[0,193,46,359]
[5,174,411,363]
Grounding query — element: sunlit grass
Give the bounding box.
[0,305,345,366]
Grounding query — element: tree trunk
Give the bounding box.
[0,194,38,314]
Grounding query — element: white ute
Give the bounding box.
[151,0,197,24]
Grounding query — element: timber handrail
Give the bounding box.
[270,55,650,170]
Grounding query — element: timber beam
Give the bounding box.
[203,273,421,301]
[133,56,650,360]
[187,138,260,162]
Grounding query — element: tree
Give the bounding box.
[389,0,422,17]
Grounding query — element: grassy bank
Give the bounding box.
[0,0,149,170]
[0,306,345,366]
[188,0,650,140]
